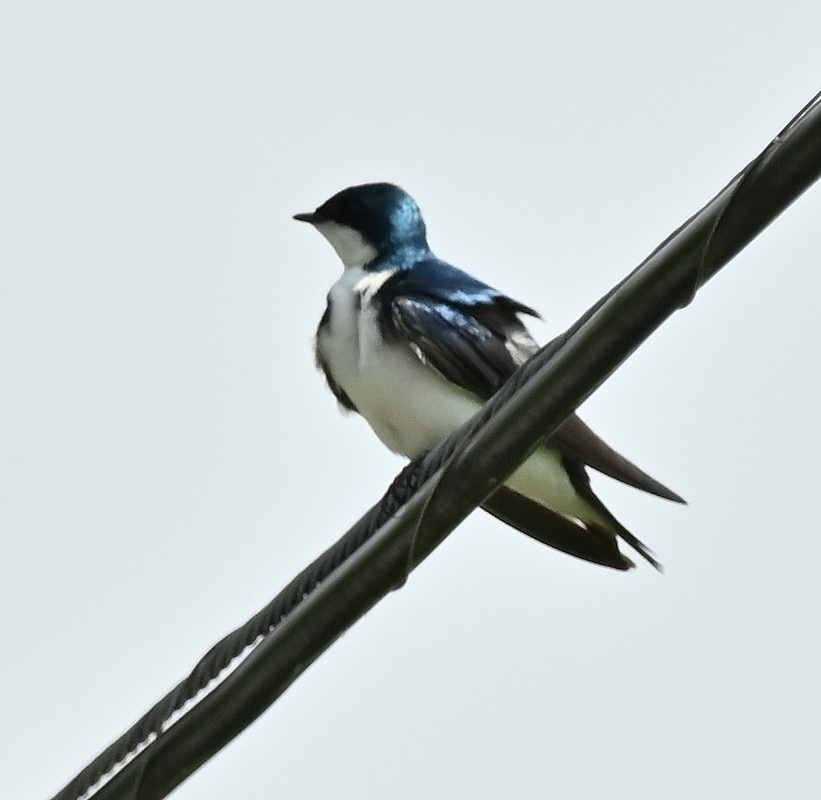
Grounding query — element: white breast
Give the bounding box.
[316,267,604,527]
[317,267,483,457]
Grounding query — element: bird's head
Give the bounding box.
[294,182,428,269]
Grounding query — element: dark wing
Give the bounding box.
[381,270,679,569]
[384,284,641,568]
[381,258,539,397]
[385,273,683,502]
[552,414,685,504]
[387,295,533,398]
[390,257,541,316]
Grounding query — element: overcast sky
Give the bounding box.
[3,4,821,799]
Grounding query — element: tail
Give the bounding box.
[483,486,636,570]
[561,455,662,570]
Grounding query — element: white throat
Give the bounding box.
[315,221,379,269]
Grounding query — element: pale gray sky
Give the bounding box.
[2,3,821,799]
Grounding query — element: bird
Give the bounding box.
[293,182,684,570]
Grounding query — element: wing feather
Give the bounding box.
[553,414,684,503]
[388,294,534,399]
[381,266,683,506]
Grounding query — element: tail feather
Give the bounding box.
[483,486,635,570]
[560,454,662,570]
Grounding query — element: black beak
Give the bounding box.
[293,211,320,223]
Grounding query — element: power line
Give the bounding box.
[51,90,821,800]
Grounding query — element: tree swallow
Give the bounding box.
[294,182,684,570]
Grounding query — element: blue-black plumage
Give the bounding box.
[295,182,684,570]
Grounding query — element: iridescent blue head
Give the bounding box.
[294,182,429,269]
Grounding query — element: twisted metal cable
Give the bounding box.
[58,395,518,800]
[51,89,821,800]
[54,458,432,800]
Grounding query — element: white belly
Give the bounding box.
[318,268,479,456]
[317,268,603,526]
